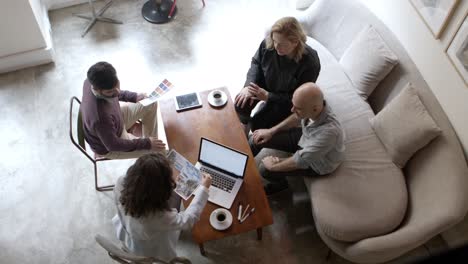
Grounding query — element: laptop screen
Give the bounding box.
[199,138,248,178]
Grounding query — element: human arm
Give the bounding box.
[162,173,212,230]
[293,130,336,169]
[297,48,321,84]
[262,129,338,172]
[262,156,299,172]
[247,82,269,102]
[136,93,148,101]
[252,113,301,144]
[236,40,267,108]
[149,137,166,151]
[118,90,139,103]
[235,87,255,108]
[244,40,266,89]
[95,119,151,152]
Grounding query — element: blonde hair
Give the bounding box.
[266,17,307,63]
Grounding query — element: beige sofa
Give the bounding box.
[255,0,468,263]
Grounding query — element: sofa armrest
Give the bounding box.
[317,136,468,264]
[296,0,373,61]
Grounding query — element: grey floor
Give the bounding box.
[0,0,448,263]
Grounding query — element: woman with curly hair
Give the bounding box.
[112,153,212,261]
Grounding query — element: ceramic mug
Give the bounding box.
[212,90,223,103]
[216,210,227,223]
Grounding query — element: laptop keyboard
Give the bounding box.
[200,166,235,192]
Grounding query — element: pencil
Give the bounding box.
[240,208,256,223]
[242,204,250,219]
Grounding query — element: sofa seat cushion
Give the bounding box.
[302,37,408,242]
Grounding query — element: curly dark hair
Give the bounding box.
[120,153,175,218]
[87,61,118,90]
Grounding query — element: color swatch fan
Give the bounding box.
[139,79,175,106]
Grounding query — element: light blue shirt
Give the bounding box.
[292,103,345,174]
[112,177,209,261]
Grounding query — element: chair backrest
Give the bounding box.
[77,106,86,149]
[69,96,95,162]
[95,235,192,264]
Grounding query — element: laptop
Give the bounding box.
[195,137,249,209]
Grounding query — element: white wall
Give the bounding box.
[44,0,88,10]
[358,0,468,248]
[358,0,468,158]
[30,0,51,42]
[0,0,47,57]
[0,0,54,73]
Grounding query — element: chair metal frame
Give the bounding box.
[69,96,114,192]
[95,234,192,264]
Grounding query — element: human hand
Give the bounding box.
[137,93,148,101]
[201,173,212,188]
[247,82,268,101]
[252,128,273,145]
[149,137,166,151]
[234,87,254,108]
[171,166,180,182]
[262,156,280,171]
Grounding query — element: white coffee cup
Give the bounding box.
[212,90,223,103]
[215,210,227,223]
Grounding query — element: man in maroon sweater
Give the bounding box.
[81,62,165,159]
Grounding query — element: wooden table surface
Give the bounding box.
[160,87,273,245]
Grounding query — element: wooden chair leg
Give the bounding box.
[326,249,332,262]
[199,244,206,256]
[257,228,263,240]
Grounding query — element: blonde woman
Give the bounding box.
[235,17,321,135]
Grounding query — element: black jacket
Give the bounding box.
[244,39,321,108]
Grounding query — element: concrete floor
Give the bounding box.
[0,0,448,263]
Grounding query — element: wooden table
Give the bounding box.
[160,87,273,255]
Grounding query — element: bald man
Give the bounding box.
[250,82,345,195]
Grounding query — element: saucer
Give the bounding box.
[209,208,233,231]
[207,90,228,108]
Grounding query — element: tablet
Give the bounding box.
[174,92,202,112]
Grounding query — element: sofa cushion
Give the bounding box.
[370,83,442,168]
[339,25,399,99]
[296,0,315,10]
[300,37,407,242]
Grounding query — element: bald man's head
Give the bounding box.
[291,82,325,119]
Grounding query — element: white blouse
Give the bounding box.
[112,176,209,261]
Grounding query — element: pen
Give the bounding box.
[237,202,242,221]
[242,204,250,220]
[240,208,255,223]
